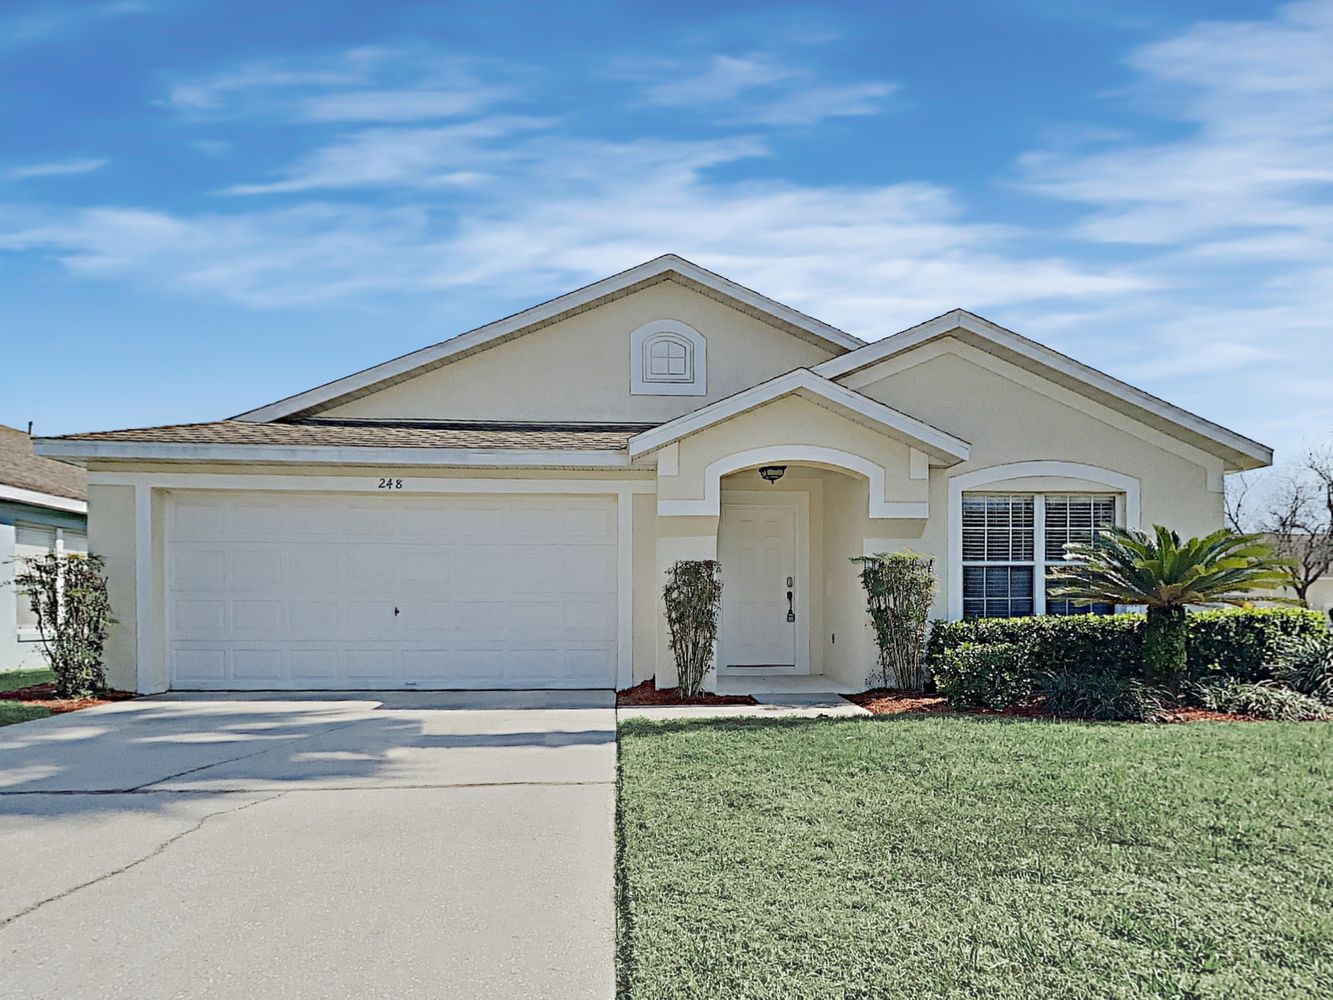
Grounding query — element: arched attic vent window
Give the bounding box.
[630,320,707,396]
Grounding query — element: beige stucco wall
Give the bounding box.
[319,280,838,424]
[1307,578,1333,615]
[847,340,1227,622]
[87,483,137,692]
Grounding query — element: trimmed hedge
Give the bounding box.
[934,643,1032,710]
[927,607,1327,684]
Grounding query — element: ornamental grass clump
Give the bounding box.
[662,560,722,698]
[12,552,114,698]
[1201,680,1331,722]
[852,551,935,691]
[1271,632,1333,705]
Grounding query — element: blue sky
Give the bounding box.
[2,1,1330,462]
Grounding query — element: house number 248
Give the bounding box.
[377,477,405,490]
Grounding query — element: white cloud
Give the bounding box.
[1006,1,1333,454]
[164,48,511,124]
[630,53,896,126]
[4,158,107,180]
[1,1,149,47]
[0,141,1144,324]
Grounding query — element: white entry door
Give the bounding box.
[165,492,619,690]
[719,496,806,673]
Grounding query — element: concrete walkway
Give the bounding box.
[618,690,868,722]
[0,692,616,1000]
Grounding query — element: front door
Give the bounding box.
[719,497,805,673]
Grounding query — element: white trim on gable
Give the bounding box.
[233,254,864,423]
[627,368,971,463]
[946,461,1141,619]
[815,308,1271,472]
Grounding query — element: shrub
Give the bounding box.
[11,552,114,698]
[1036,669,1165,722]
[851,551,935,691]
[934,642,1032,710]
[1270,633,1333,705]
[1201,681,1332,722]
[1187,607,1329,683]
[927,608,1326,685]
[662,560,722,699]
[928,615,1143,678]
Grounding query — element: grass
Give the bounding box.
[0,667,56,727]
[617,715,1333,999]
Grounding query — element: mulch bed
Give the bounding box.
[617,680,757,707]
[848,688,1256,723]
[3,683,136,715]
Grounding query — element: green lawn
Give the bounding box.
[0,667,55,727]
[617,716,1333,999]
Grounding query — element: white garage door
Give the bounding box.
[166,492,619,690]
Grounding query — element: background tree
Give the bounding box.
[1227,443,1333,608]
[1047,526,1290,688]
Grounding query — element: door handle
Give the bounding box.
[786,590,795,623]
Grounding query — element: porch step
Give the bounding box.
[751,693,865,715]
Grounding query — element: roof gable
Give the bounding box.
[235,255,865,423]
[815,309,1271,471]
[627,369,970,463]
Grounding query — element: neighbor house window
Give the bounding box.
[14,523,87,638]
[962,493,1116,619]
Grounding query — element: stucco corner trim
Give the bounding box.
[657,445,927,520]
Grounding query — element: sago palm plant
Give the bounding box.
[1047,526,1290,686]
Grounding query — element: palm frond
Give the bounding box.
[1047,526,1293,609]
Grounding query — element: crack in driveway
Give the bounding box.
[0,792,286,930]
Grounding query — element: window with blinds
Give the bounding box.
[13,524,87,636]
[961,494,1117,619]
[1043,495,1116,615]
[961,495,1035,618]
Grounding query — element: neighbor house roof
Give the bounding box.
[815,309,1273,472]
[35,420,646,468]
[0,423,87,512]
[231,254,867,423]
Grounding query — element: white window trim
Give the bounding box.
[948,462,1139,619]
[15,523,86,642]
[630,320,706,396]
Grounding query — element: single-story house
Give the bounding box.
[36,255,1272,694]
[1,424,88,671]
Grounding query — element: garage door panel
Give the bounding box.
[173,648,227,683]
[232,649,285,681]
[231,600,283,631]
[167,493,619,690]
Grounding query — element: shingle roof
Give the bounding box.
[0,424,87,501]
[48,419,647,451]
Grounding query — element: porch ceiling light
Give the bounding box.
[758,465,787,484]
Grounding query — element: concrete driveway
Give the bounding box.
[0,691,616,1000]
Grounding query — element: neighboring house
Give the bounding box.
[36,256,1272,694]
[0,424,87,670]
